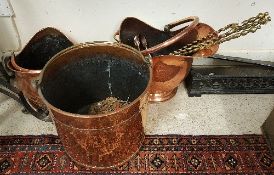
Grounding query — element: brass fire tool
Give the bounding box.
[171,12,271,56]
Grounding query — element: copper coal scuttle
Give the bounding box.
[1,27,73,121]
[0,12,271,169]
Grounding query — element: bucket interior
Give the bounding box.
[40,45,150,114]
[15,34,73,70]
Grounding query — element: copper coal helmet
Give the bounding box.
[37,42,152,169]
[115,16,219,102]
[1,27,73,121]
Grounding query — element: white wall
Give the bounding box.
[1,0,274,61]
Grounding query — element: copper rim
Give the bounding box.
[38,42,153,120]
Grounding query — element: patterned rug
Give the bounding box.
[0,135,273,174]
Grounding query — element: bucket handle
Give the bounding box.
[0,54,51,122]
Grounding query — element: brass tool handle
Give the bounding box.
[171,12,271,56]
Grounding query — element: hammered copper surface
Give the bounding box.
[38,43,152,169]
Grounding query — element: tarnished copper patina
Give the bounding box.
[8,27,73,111]
[115,17,219,102]
[38,42,152,169]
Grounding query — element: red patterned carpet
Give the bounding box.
[0,135,273,174]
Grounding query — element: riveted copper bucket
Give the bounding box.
[38,42,152,169]
[7,27,73,115]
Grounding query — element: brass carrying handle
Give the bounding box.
[164,17,197,32]
[140,16,199,56]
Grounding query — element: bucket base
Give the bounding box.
[64,135,145,170]
[148,88,178,103]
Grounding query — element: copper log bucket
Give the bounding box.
[37,42,152,169]
[3,27,73,119]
